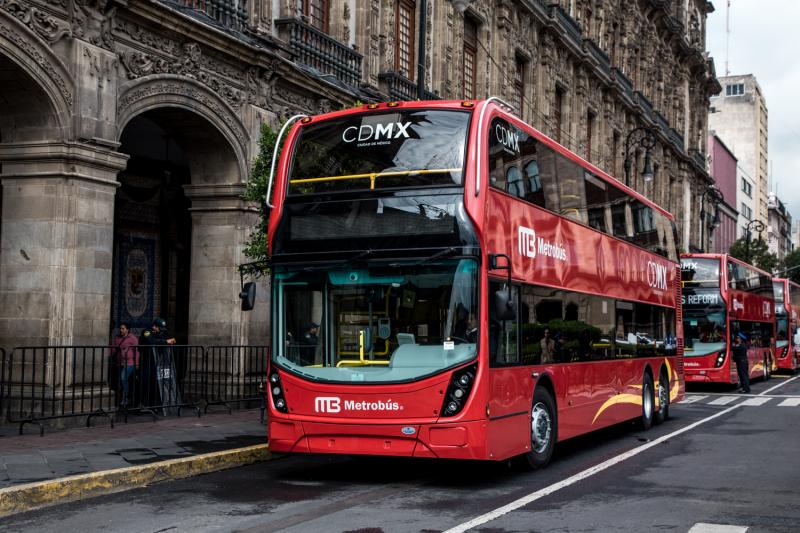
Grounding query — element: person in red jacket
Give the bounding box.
[113,323,139,407]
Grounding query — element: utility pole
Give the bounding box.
[725,0,731,76]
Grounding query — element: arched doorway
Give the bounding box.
[114,106,244,343]
[114,112,192,341]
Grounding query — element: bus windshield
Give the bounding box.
[287,109,470,195]
[272,258,479,383]
[681,257,720,287]
[682,287,726,357]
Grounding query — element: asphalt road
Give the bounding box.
[4,375,800,533]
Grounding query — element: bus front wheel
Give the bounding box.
[640,373,655,431]
[522,387,557,469]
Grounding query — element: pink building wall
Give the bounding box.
[709,134,739,253]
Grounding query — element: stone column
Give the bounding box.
[0,141,127,350]
[183,184,269,347]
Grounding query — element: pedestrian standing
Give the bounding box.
[732,332,751,393]
[113,323,139,408]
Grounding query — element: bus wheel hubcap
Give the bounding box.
[643,384,652,419]
[531,403,551,453]
[659,382,668,412]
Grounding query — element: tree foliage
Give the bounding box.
[240,121,282,275]
[780,249,800,283]
[728,236,779,273]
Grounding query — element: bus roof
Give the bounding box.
[294,99,675,222]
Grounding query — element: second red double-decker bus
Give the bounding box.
[264,98,683,467]
[681,253,775,385]
[773,277,800,373]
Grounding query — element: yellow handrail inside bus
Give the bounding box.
[290,168,461,190]
[336,330,390,367]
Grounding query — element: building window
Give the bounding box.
[586,111,595,161]
[741,203,752,220]
[513,56,525,115]
[726,83,745,96]
[463,17,478,99]
[553,87,564,144]
[299,0,329,32]
[741,178,753,197]
[395,0,415,79]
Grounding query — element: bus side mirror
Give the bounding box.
[240,281,256,311]
[494,290,516,321]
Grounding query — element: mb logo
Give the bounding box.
[315,397,341,413]
[519,226,536,258]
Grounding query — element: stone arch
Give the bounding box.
[0,11,73,141]
[117,75,249,183]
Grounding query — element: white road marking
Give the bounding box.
[442,378,796,533]
[778,398,800,407]
[682,395,709,403]
[739,397,770,406]
[687,523,747,533]
[760,374,800,395]
[709,396,738,405]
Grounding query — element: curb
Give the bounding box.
[0,443,272,518]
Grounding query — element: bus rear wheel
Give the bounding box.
[639,373,654,430]
[654,371,669,425]
[763,356,771,381]
[522,387,556,470]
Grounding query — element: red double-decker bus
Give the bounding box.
[680,253,775,384]
[264,99,683,467]
[773,277,800,373]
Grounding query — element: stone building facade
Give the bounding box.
[0,0,719,349]
[768,193,793,262]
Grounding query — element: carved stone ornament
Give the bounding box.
[0,19,73,106]
[118,81,246,147]
[0,0,70,42]
[120,42,246,109]
[71,0,116,49]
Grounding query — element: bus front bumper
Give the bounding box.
[683,366,737,384]
[269,418,489,460]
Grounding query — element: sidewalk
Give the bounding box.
[0,408,272,516]
[0,409,268,490]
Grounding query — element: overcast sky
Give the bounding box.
[705,0,800,221]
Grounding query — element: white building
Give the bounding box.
[708,75,769,237]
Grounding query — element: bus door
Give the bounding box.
[487,284,532,457]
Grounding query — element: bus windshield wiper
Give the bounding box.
[392,247,456,268]
[299,250,373,272]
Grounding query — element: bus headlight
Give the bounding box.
[440,363,477,417]
[269,371,289,413]
[714,351,726,368]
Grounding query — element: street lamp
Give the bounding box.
[623,126,657,187]
[744,219,766,265]
[699,185,724,252]
[418,0,474,99]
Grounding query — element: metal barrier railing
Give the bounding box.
[0,345,268,435]
[204,346,268,413]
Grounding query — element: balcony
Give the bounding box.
[635,91,657,125]
[274,18,363,88]
[548,4,583,49]
[669,128,684,152]
[378,72,439,102]
[585,40,611,75]
[610,67,635,101]
[164,0,248,33]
